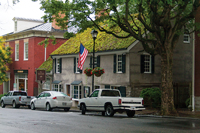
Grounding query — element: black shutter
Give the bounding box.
[122,54,126,73]
[54,58,56,73]
[119,86,126,97]
[151,55,155,74]
[74,57,76,73]
[105,85,110,89]
[97,56,100,67]
[90,57,92,68]
[79,69,82,73]
[60,58,62,73]
[113,54,116,73]
[141,55,145,73]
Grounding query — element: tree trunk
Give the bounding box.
[160,51,177,115]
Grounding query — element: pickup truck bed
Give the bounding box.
[78,89,145,117]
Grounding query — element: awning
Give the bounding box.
[71,80,82,85]
[52,80,62,84]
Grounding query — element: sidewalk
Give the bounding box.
[70,107,200,119]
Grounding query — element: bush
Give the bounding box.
[185,98,190,107]
[140,88,161,109]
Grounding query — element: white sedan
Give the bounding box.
[30,91,72,111]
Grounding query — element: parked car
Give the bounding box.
[78,89,145,117]
[30,91,72,111]
[1,91,35,109]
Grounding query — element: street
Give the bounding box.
[0,107,200,133]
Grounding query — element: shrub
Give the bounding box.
[140,88,161,108]
[185,98,190,107]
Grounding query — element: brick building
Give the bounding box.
[0,17,67,96]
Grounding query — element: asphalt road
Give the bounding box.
[0,107,200,133]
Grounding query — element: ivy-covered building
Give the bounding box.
[39,27,193,107]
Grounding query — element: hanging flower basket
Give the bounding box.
[84,68,93,77]
[92,67,105,77]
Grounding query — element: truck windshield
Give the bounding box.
[13,92,27,96]
[101,90,120,97]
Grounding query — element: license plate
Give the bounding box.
[62,102,67,106]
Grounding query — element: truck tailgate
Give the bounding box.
[121,97,144,109]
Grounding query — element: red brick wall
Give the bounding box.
[195,7,200,97]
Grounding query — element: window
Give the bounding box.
[117,55,122,72]
[72,85,82,99]
[90,90,99,97]
[90,56,100,68]
[43,78,50,90]
[15,43,19,61]
[84,86,90,98]
[55,58,62,73]
[141,54,154,74]
[183,34,190,43]
[74,57,82,73]
[52,84,63,92]
[24,42,28,60]
[113,54,126,73]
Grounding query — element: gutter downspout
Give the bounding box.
[192,17,195,112]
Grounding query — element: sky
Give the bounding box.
[0,0,44,36]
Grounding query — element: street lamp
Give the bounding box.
[91,30,98,91]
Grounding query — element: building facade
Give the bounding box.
[0,17,67,96]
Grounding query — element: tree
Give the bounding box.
[35,0,200,115]
[0,37,12,85]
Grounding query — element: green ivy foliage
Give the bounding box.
[51,27,136,55]
[140,88,161,109]
[38,57,53,72]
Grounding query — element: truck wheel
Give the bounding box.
[102,112,105,116]
[105,105,114,117]
[126,110,135,117]
[12,101,18,108]
[81,104,86,115]
[28,105,31,109]
[46,103,52,111]
[1,101,5,108]
[31,103,35,110]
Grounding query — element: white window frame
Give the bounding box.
[76,57,81,73]
[24,42,28,60]
[72,85,82,100]
[117,54,122,73]
[183,34,190,43]
[52,84,63,92]
[15,43,19,61]
[144,54,151,73]
[56,58,60,73]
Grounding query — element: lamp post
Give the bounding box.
[91,30,98,91]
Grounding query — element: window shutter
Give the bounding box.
[90,57,92,68]
[60,58,62,73]
[122,54,126,73]
[105,85,110,89]
[140,55,145,73]
[97,56,100,67]
[74,57,76,73]
[151,55,155,74]
[79,69,82,73]
[54,58,56,73]
[119,86,126,97]
[113,54,116,73]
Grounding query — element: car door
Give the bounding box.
[3,92,11,104]
[34,93,45,108]
[40,92,51,108]
[86,90,100,111]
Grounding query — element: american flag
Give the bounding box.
[78,43,88,70]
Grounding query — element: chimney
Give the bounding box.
[52,13,67,29]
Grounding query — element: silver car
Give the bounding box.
[30,91,72,111]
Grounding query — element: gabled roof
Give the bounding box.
[51,27,136,56]
[38,57,53,72]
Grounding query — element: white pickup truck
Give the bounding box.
[1,91,35,109]
[78,89,145,117]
